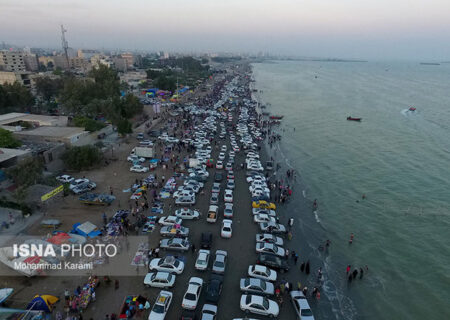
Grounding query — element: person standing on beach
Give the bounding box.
[300,262,305,272]
[359,267,364,279]
[352,269,359,279]
[349,233,354,244]
[305,260,310,274]
[346,265,351,274]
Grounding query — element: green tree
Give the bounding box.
[0,82,34,112]
[72,116,105,132]
[62,145,103,171]
[34,76,63,101]
[7,158,44,187]
[117,119,132,135]
[0,128,22,148]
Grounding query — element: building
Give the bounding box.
[69,57,91,71]
[53,55,69,70]
[0,113,68,129]
[0,71,32,86]
[38,56,55,69]
[77,49,98,60]
[120,53,134,69]
[91,55,113,68]
[0,148,32,169]
[0,51,26,72]
[120,70,147,88]
[112,57,128,72]
[13,126,90,145]
[23,54,39,71]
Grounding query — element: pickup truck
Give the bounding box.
[207,205,218,223]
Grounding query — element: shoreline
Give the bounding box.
[251,62,359,319]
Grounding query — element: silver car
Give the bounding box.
[212,250,228,274]
[240,277,275,296]
[159,238,190,251]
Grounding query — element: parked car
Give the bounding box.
[247,265,277,282]
[174,208,200,220]
[200,304,217,320]
[223,203,233,218]
[180,310,197,320]
[72,182,96,194]
[149,256,185,274]
[212,250,227,274]
[148,290,172,320]
[127,155,145,163]
[181,277,203,310]
[159,238,190,251]
[239,294,279,318]
[253,214,277,224]
[144,272,175,288]
[240,277,275,296]
[205,274,223,303]
[195,249,210,271]
[224,189,233,202]
[221,219,233,238]
[56,174,74,184]
[256,253,290,273]
[175,195,196,206]
[69,178,89,190]
[158,216,182,226]
[256,234,284,246]
[214,171,223,182]
[259,222,287,235]
[210,192,219,205]
[130,165,149,173]
[255,243,285,257]
[290,291,315,320]
[201,232,212,249]
[252,200,276,210]
[160,225,190,237]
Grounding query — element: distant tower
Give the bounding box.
[60,24,69,68]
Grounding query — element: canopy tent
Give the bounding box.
[0,288,13,304]
[26,295,59,313]
[72,222,101,238]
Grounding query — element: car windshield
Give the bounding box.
[185,293,196,301]
[302,309,313,316]
[152,304,165,313]
[262,298,269,309]
[214,261,224,267]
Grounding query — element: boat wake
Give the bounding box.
[314,210,321,223]
[302,190,307,198]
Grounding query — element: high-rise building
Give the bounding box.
[23,54,39,71]
[120,53,134,68]
[0,51,26,72]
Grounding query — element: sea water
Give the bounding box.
[252,60,450,320]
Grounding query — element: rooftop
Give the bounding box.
[0,148,31,163]
[14,126,87,139]
[0,113,68,127]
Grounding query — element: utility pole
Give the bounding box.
[60,24,69,69]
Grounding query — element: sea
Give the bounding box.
[251,60,450,320]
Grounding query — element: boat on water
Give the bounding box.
[270,115,284,120]
[409,107,416,111]
[347,116,362,121]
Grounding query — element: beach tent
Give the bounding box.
[26,294,59,312]
[72,221,101,238]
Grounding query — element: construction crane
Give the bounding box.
[61,24,69,69]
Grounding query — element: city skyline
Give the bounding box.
[1,0,450,60]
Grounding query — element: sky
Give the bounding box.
[1,0,450,60]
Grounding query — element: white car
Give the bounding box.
[144,272,176,288]
[256,243,285,257]
[218,152,226,160]
[200,304,217,320]
[149,256,185,274]
[224,189,233,203]
[216,161,224,169]
[221,219,233,238]
[149,290,173,320]
[290,290,315,320]
[173,189,195,199]
[195,249,210,271]
[127,155,145,162]
[253,214,277,224]
[69,178,89,190]
[56,175,74,184]
[224,203,233,218]
[256,234,284,246]
[182,277,203,310]
[130,165,149,173]
[221,145,227,152]
[175,195,196,206]
[252,208,276,217]
[226,179,235,190]
[240,294,279,318]
[248,265,277,282]
[158,216,182,226]
[174,208,200,220]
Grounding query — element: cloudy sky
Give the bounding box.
[1,0,450,60]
